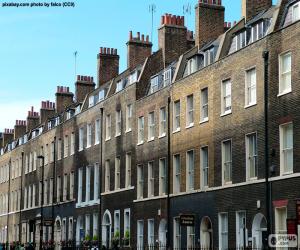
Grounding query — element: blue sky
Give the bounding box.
[0,0,276,131]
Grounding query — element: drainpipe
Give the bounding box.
[263,50,271,242]
[166,96,171,250]
[99,108,104,248]
[51,136,57,243]
[19,152,24,242]
[6,158,11,247]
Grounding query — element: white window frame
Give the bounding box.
[221,79,232,115]
[124,209,130,245]
[187,226,195,249]
[279,52,292,95]
[148,112,155,141]
[64,135,69,158]
[137,220,144,248]
[280,122,293,175]
[173,217,181,249]
[275,206,287,234]
[70,133,75,155]
[186,150,194,191]
[200,88,209,123]
[246,132,258,180]
[159,158,167,196]
[125,153,131,188]
[86,123,92,148]
[159,107,167,137]
[105,114,111,141]
[115,157,120,190]
[200,146,209,189]
[236,211,247,249]
[137,165,144,199]
[186,95,194,128]
[95,119,101,145]
[219,212,228,250]
[147,219,155,247]
[105,160,110,192]
[116,110,122,136]
[147,162,154,197]
[245,67,257,107]
[222,140,232,185]
[173,154,181,194]
[114,210,120,241]
[292,2,300,22]
[79,127,84,151]
[138,116,144,144]
[126,104,133,132]
[173,100,181,132]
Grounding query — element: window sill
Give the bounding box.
[185,123,194,129]
[86,145,91,149]
[172,128,181,134]
[78,148,83,152]
[126,129,132,133]
[247,177,258,182]
[137,141,144,146]
[105,138,111,142]
[277,90,292,97]
[220,111,232,117]
[223,181,232,186]
[200,118,209,124]
[94,142,100,146]
[281,171,293,176]
[115,133,121,138]
[244,103,257,109]
[158,134,166,139]
[147,138,155,142]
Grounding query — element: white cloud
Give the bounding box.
[0,99,41,131]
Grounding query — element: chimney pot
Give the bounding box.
[129,31,133,41]
[104,47,107,54]
[137,32,140,40]
[100,47,103,54]
[161,16,164,25]
[141,34,145,42]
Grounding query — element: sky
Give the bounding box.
[0,0,277,132]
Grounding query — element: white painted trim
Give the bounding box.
[133,195,167,203]
[101,186,134,196]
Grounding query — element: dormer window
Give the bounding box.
[184,55,202,77]
[292,2,300,22]
[164,68,172,87]
[89,95,95,108]
[150,74,163,94]
[204,47,215,67]
[116,80,123,92]
[75,105,81,115]
[55,117,60,126]
[98,90,105,102]
[67,110,75,120]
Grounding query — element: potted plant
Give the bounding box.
[92,235,99,246]
[122,230,130,246]
[83,235,91,248]
[112,230,120,247]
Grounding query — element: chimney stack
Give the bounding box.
[242,0,272,22]
[159,14,190,65]
[2,129,14,148]
[195,0,225,48]
[75,75,96,103]
[40,100,56,124]
[14,120,26,140]
[27,106,40,132]
[127,31,152,69]
[55,86,74,113]
[97,47,119,87]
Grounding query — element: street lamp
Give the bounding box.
[37,155,45,250]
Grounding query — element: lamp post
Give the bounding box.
[37,155,45,250]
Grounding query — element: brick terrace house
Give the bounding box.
[1,0,300,249]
